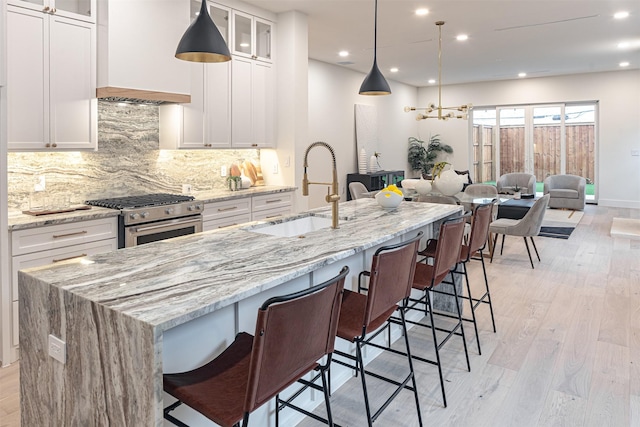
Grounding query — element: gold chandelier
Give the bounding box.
[405,21,471,120]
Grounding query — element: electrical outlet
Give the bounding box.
[221,165,227,176]
[284,156,290,167]
[48,334,66,364]
[182,184,192,194]
[632,149,640,156]
[272,163,279,174]
[34,175,46,192]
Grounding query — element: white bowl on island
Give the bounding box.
[375,190,403,209]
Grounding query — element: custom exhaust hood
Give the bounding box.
[97,0,193,105]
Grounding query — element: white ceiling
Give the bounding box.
[241,0,640,87]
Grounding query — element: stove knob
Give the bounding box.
[129,213,140,220]
[187,205,194,211]
[196,204,202,210]
[165,207,174,215]
[141,211,149,219]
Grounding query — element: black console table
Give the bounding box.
[346,170,405,201]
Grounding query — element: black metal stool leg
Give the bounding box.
[478,249,497,333]
[425,290,447,408]
[355,342,374,427]
[399,308,423,427]
[450,271,471,372]
[462,262,481,354]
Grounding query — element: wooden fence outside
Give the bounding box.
[474,124,595,183]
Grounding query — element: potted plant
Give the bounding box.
[407,135,453,179]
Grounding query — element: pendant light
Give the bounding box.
[176,0,231,63]
[359,0,391,95]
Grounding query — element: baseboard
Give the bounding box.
[597,199,640,209]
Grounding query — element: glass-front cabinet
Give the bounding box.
[7,0,95,23]
[232,10,272,62]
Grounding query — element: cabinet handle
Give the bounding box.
[251,144,258,147]
[52,143,57,148]
[217,206,238,212]
[52,230,88,239]
[265,199,282,204]
[51,7,56,13]
[45,143,51,148]
[43,6,50,12]
[265,215,282,219]
[53,254,87,263]
[218,224,236,228]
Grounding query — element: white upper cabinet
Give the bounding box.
[7,0,96,23]
[232,10,272,63]
[160,1,231,149]
[97,0,191,102]
[7,5,97,151]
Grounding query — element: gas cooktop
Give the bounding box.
[85,193,195,210]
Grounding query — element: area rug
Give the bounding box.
[539,209,584,239]
[610,218,640,240]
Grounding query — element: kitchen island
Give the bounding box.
[19,198,461,426]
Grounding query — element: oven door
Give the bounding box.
[124,215,203,248]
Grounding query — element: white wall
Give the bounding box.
[306,60,419,208]
[416,70,640,208]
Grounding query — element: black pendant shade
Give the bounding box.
[360,0,391,95]
[176,0,231,63]
[360,59,391,95]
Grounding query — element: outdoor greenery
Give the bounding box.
[407,135,453,178]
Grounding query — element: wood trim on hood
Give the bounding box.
[96,87,191,104]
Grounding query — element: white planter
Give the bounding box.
[433,169,464,196]
[414,177,433,195]
[369,155,379,173]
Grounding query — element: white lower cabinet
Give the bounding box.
[9,217,118,360]
[203,192,294,232]
[203,198,252,232]
[251,192,293,221]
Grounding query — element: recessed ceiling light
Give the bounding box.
[617,42,630,49]
[339,50,349,57]
[428,79,436,84]
[619,61,630,67]
[614,11,629,19]
[390,67,399,73]
[518,72,527,78]
[415,8,429,16]
[456,34,468,41]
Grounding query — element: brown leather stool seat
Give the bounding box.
[163,266,349,427]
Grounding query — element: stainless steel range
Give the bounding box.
[85,193,204,248]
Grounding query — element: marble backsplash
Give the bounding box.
[7,102,260,211]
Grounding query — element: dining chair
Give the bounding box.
[489,194,550,268]
[349,182,370,200]
[163,266,349,427]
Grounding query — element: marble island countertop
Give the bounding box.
[8,185,297,231]
[20,199,460,333]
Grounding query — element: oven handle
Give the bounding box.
[132,217,202,233]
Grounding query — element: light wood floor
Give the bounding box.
[1,205,639,427]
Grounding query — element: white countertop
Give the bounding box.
[8,186,297,231]
[20,199,460,333]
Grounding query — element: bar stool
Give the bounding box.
[162,266,349,427]
[333,232,423,427]
[419,202,496,355]
[405,216,469,408]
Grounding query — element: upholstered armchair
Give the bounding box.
[543,174,586,210]
[496,173,536,195]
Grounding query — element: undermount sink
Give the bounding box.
[247,214,335,238]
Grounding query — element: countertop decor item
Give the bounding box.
[175,0,231,62]
[375,185,403,208]
[431,162,465,196]
[404,21,471,120]
[415,177,433,195]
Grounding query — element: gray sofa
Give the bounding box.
[543,174,586,210]
[496,173,536,195]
